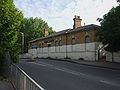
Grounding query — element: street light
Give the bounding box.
[20,32,24,54]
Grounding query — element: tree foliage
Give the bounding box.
[0,0,23,63]
[117,0,120,4]
[20,17,55,53]
[98,6,120,52]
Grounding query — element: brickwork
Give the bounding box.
[29,28,97,49]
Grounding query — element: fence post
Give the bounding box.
[23,75,27,90]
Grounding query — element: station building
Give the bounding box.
[28,15,101,61]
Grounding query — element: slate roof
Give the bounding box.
[29,24,99,43]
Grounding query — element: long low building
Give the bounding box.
[28,15,102,61]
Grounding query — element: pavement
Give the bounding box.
[0,79,13,90]
[34,58,120,71]
[61,59,120,70]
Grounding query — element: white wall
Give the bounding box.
[28,42,99,61]
[28,49,37,58]
[106,51,120,63]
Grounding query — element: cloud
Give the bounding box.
[74,0,118,25]
[14,0,118,31]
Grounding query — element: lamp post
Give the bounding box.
[20,32,24,54]
[65,31,68,59]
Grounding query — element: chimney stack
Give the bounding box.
[73,15,82,29]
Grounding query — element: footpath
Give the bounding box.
[0,77,13,90]
[59,59,120,70]
[64,59,120,70]
[38,58,120,71]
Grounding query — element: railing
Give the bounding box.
[10,64,45,90]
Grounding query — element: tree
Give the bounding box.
[97,6,120,52]
[48,27,55,35]
[0,0,23,63]
[117,0,120,4]
[20,17,55,53]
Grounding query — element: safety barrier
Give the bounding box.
[10,64,45,90]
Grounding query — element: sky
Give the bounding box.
[14,0,118,31]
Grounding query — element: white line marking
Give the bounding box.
[29,62,120,87]
[30,62,86,76]
[100,80,120,86]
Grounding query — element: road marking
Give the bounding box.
[85,65,120,73]
[29,61,120,87]
[100,80,120,87]
[29,62,86,76]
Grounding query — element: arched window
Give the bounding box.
[71,38,76,45]
[71,35,76,45]
[39,43,41,48]
[55,41,58,46]
[41,43,44,48]
[59,40,62,46]
[85,35,91,43]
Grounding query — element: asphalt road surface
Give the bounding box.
[17,59,120,90]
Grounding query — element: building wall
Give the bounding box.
[29,29,97,48]
[29,42,99,61]
[106,51,120,63]
[28,27,99,61]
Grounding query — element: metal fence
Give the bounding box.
[10,64,45,90]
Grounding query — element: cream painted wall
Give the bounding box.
[106,51,120,63]
[28,42,99,61]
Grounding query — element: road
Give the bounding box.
[17,59,120,90]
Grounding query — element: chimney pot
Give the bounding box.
[75,15,77,18]
[73,15,82,29]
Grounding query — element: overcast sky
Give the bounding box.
[14,0,118,31]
